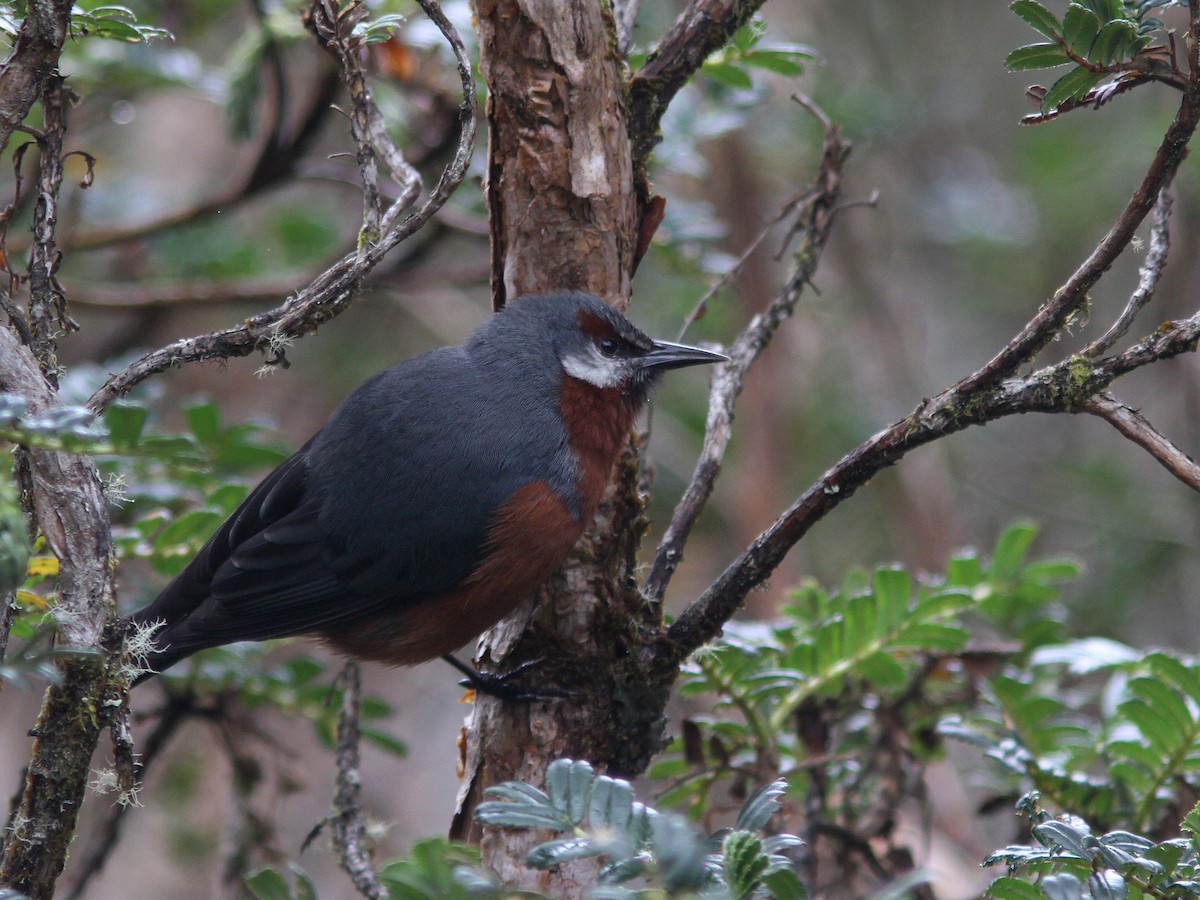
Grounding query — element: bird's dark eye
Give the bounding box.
[597,338,620,358]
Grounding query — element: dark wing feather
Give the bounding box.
[130,440,412,672]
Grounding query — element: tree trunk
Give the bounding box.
[453,0,666,891]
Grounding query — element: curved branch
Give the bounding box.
[661,43,1200,664]
[955,64,1200,397]
[1083,393,1200,493]
[643,98,849,602]
[627,0,766,168]
[1084,183,1173,357]
[85,0,475,411]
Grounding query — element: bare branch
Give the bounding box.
[954,70,1200,398]
[0,0,72,154]
[628,0,767,167]
[1085,184,1173,357]
[330,662,386,899]
[643,99,849,602]
[86,0,476,411]
[1084,393,1200,493]
[661,44,1200,662]
[614,0,643,55]
[663,305,1200,665]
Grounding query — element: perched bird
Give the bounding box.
[129,291,724,683]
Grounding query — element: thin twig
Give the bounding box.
[676,181,820,341]
[86,0,475,411]
[1083,393,1200,493]
[954,62,1200,398]
[614,0,643,55]
[61,692,199,899]
[661,19,1200,662]
[331,661,386,900]
[643,97,849,603]
[1084,184,1174,357]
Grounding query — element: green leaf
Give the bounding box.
[360,726,407,758]
[1006,42,1074,70]
[526,837,601,869]
[546,758,593,827]
[186,401,221,447]
[990,522,1038,580]
[1062,4,1102,53]
[735,780,787,831]
[1181,800,1200,848]
[1087,869,1127,900]
[761,868,808,899]
[589,775,635,835]
[722,831,769,898]
[1089,19,1137,63]
[244,867,290,900]
[986,875,1046,899]
[741,44,815,76]
[1041,874,1085,900]
[702,61,755,89]
[1075,0,1122,21]
[1012,0,1063,40]
[104,402,149,446]
[1040,66,1103,112]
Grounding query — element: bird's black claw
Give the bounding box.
[441,654,576,702]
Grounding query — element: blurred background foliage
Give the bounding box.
[2,0,1200,897]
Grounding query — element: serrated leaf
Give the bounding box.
[1089,19,1137,63]
[1063,4,1102,52]
[735,780,787,831]
[1012,0,1063,39]
[1033,820,1094,859]
[1075,0,1122,21]
[1182,800,1200,848]
[1040,66,1103,112]
[723,831,768,897]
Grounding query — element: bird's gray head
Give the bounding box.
[496,291,726,399]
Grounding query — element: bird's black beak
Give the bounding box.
[640,339,728,371]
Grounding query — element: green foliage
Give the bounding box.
[1005,0,1178,112]
[944,642,1200,836]
[700,14,815,91]
[983,794,1200,897]
[472,760,803,898]
[0,3,171,47]
[650,523,1077,819]
[67,5,171,44]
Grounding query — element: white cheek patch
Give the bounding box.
[561,347,627,388]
